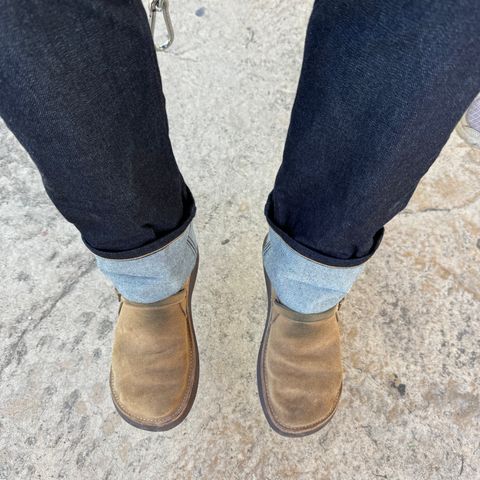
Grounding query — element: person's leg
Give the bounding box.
[259,0,480,437]
[264,0,480,314]
[0,0,197,301]
[0,0,199,430]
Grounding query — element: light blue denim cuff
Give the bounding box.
[95,223,198,303]
[263,228,364,314]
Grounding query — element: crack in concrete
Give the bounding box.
[0,260,96,379]
[402,194,480,215]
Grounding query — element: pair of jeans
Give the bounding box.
[1,1,479,309]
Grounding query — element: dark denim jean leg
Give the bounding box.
[0,0,195,261]
[267,0,480,269]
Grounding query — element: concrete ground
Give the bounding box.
[1,1,479,479]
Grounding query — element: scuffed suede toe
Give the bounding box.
[257,269,343,437]
[109,258,199,431]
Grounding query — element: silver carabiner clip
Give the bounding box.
[149,0,174,51]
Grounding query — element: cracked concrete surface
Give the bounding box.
[1,1,479,479]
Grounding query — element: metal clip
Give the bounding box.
[149,0,174,51]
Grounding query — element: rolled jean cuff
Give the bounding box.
[83,198,196,260]
[264,194,383,267]
[95,222,198,303]
[263,228,365,314]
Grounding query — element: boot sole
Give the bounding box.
[256,266,341,437]
[110,255,200,432]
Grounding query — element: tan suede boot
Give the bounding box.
[257,269,343,437]
[110,258,199,431]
